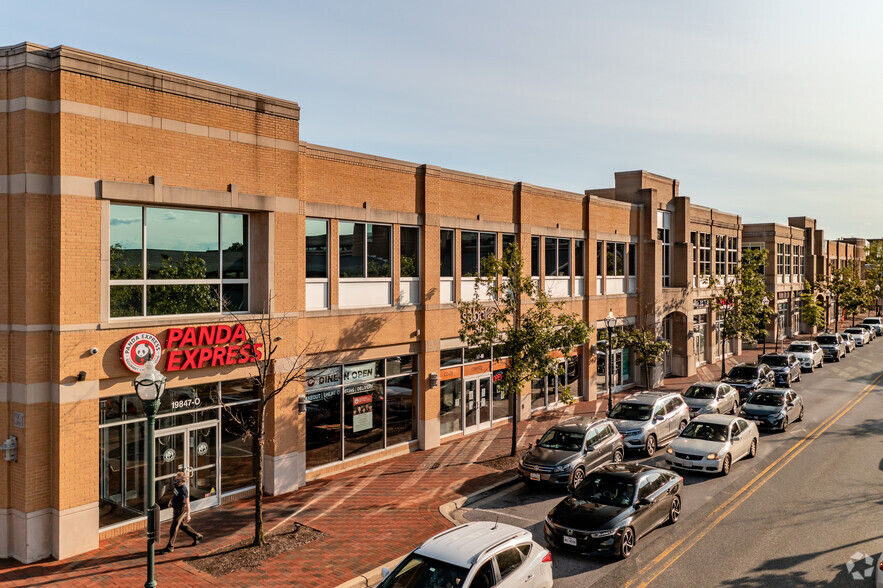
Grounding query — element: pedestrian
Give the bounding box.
[160,471,204,553]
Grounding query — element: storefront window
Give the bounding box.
[531,378,546,410]
[220,399,257,493]
[439,378,462,435]
[566,357,580,398]
[492,370,512,420]
[440,348,463,367]
[109,204,248,318]
[344,381,385,458]
[387,374,417,446]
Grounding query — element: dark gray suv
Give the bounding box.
[518,417,625,488]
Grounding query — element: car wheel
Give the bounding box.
[780,416,789,432]
[645,435,657,457]
[748,438,757,458]
[818,358,824,368]
[618,527,636,559]
[809,363,815,373]
[613,449,624,463]
[785,374,791,386]
[797,406,804,422]
[720,454,732,476]
[678,420,688,433]
[571,467,586,488]
[668,495,681,524]
[797,370,802,382]
[731,401,738,415]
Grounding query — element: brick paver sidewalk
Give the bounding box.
[0,341,801,587]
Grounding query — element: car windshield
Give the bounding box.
[573,474,636,506]
[608,402,652,422]
[760,356,788,367]
[537,429,584,452]
[747,392,785,406]
[679,421,728,442]
[377,553,468,588]
[845,329,862,334]
[727,366,757,379]
[863,319,880,324]
[816,336,837,345]
[684,386,716,400]
[787,344,812,352]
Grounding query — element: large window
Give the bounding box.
[606,242,625,277]
[699,233,712,277]
[532,236,541,277]
[502,233,516,255]
[306,218,328,278]
[109,205,248,318]
[440,229,454,278]
[400,226,420,278]
[657,210,671,287]
[461,231,497,277]
[574,240,585,277]
[339,222,391,278]
[715,235,726,276]
[545,238,570,277]
[306,356,418,468]
[727,237,738,275]
[628,244,637,277]
[777,243,785,276]
[784,244,792,275]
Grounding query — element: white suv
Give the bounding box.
[862,317,883,336]
[378,521,553,588]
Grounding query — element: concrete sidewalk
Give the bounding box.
[0,342,799,588]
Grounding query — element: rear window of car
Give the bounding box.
[846,329,862,334]
[863,319,881,324]
[816,336,838,344]
[787,344,812,352]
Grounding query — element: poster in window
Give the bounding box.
[352,394,373,433]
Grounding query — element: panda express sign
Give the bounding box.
[120,324,263,373]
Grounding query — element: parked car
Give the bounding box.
[681,382,739,417]
[758,353,802,386]
[543,463,682,559]
[855,323,877,340]
[862,317,883,336]
[784,341,825,371]
[608,392,691,457]
[844,327,871,347]
[378,521,553,588]
[518,417,625,487]
[740,388,804,432]
[665,414,759,475]
[876,552,883,588]
[837,332,856,353]
[815,334,845,362]
[721,363,777,403]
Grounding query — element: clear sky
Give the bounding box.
[5,1,881,239]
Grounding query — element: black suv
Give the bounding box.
[721,363,776,403]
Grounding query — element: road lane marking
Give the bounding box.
[626,372,883,588]
[471,507,537,524]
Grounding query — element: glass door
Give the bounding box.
[155,422,219,520]
[464,376,492,433]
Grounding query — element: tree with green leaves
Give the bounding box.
[458,244,591,456]
[865,242,883,315]
[824,262,863,331]
[617,329,671,391]
[708,247,776,378]
[800,281,826,333]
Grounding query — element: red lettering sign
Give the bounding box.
[157,324,263,372]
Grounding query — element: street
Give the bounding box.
[454,341,883,587]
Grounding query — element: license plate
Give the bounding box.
[563,535,577,546]
[530,473,540,481]
[683,460,692,467]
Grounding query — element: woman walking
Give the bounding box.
[160,471,204,553]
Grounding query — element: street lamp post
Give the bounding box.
[719,299,733,380]
[875,284,880,317]
[604,310,617,414]
[133,358,167,588]
[824,289,831,333]
[761,296,770,355]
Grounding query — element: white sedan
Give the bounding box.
[844,327,871,347]
[665,414,759,476]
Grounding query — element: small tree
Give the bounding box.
[617,329,671,391]
[825,262,863,331]
[865,242,883,315]
[458,244,591,456]
[708,247,776,377]
[225,294,313,547]
[800,281,826,333]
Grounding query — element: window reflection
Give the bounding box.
[306,219,328,278]
[109,204,142,279]
[146,208,219,279]
[221,213,247,279]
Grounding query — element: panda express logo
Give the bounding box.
[120,332,163,373]
[119,324,263,373]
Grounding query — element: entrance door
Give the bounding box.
[155,422,219,520]
[662,316,673,375]
[464,376,492,433]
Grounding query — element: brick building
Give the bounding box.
[0,42,868,562]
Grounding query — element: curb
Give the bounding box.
[334,474,520,588]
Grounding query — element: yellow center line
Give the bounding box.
[625,373,883,588]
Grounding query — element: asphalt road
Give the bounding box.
[455,340,883,587]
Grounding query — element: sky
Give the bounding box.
[5,1,882,239]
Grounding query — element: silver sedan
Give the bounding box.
[665,415,759,475]
[681,382,739,417]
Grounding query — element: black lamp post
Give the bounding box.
[604,310,616,414]
[761,295,769,355]
[825,289,831,333]
[876,284,880,317]
[719,299,732,380]
[133,358,167,588]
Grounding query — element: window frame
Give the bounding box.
[305,217,329,280]
[399,225,421,279]
[338,221,393,280]
[440,228,455,278]
[545,237,571,277]
[108,204,250,319]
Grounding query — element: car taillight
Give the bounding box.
[542,551,553,563]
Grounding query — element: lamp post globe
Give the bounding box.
[604,310,616,414]
[133,358,166,588]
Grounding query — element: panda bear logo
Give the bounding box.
[120,332,163,373]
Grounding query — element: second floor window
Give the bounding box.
[606,242,625,277]
[400,226,419,278]
[461,231,496,277]
[785,244,792,275]
[574,240,585,277]
[532,236,541,277]
[715,235,726,276]
[777,243,785,275]
[339,222,391,278]
[306,218,328,279]
[699,233,711,276]
[440,229,454,278]
[545,238,570,277]
[727,237,738,275]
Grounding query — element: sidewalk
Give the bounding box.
[0,341,802,588]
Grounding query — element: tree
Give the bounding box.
[800,281,826,333]
[708,247,776,377]
[825,262,863,331]
[458,244,591,456]
[224,294,313,547]
[865,242,883,315]
[617,329,671,391]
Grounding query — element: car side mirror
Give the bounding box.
[381,567,390,579]
[585,445,595,452]
[638,497,652,507]
[732,435,741,441]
